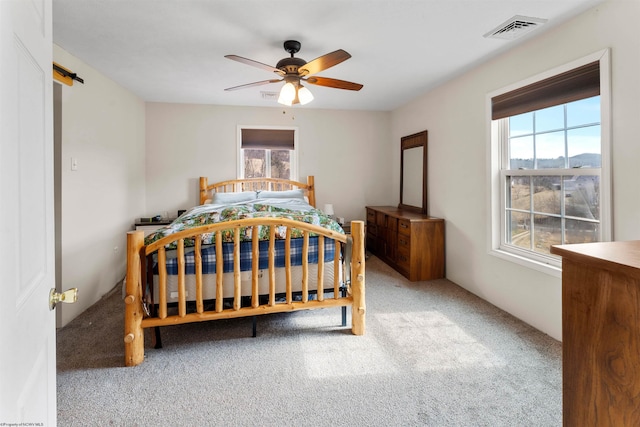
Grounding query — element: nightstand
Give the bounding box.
[134,218,175,237]
[341,223,351,234]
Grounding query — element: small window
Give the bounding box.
[489,50,611,272]
[238,127,298,180]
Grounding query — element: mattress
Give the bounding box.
[152,261,341,304]
[158,236,337,274]
[150,236,343,304]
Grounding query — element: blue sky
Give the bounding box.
[509,96,601,161]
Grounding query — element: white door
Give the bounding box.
[0,0,56,423]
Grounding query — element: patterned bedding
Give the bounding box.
[144,198,344,274]
[145,198,343,247]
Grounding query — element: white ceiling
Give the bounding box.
[52,0,603,111]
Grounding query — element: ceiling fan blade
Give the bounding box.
[225,55,284,75]
[304,76,363,91]
[299,49,351,76]
[224,79,283,91]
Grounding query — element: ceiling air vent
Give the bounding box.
[484,15,547,40]
[260,91,279,101]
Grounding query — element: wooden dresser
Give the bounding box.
[366,206,444,281]
[551,241,640,427]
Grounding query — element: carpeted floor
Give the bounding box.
[56,255,562,426]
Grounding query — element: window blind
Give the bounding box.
[491,61,600,120]
[241,129,295,150]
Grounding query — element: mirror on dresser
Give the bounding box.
[399,130,428,214]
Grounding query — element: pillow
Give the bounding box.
[210,191,256,204]
[257,189,305,200]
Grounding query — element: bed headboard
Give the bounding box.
[199,176,316,207]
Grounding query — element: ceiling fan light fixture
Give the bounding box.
[278,82,296,105]
[297,85,314,105]
[277,95,293,106]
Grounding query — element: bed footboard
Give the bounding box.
[124,219,365,367]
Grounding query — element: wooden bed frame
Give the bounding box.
[124,176,365,367]
[199,175,316,207]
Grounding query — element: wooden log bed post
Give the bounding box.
[124,230,145,367]
[306,175,315,208]
[350,220,366,335]
[199,177,208,205]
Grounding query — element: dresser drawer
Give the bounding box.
[398,219,411,236]
[397,247,410,270]
[366,209,376,224]
[367,223,378,237]
[398,233,411,249]
[366,234,378,253]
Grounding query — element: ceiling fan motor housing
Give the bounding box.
[276,57,306,74]
[277,40,307,75]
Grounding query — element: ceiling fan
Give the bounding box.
[224,40,363,106]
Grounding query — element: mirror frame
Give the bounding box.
[399,130,428,214]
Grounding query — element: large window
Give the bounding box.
[489,51,611,272]
[238,127,298,180]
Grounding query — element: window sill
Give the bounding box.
[489,248,562,279]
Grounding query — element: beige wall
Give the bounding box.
[145,103,392,222]
[54,45,146,326]
[391,0,640,340]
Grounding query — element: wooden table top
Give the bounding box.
[551,240,640,279]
